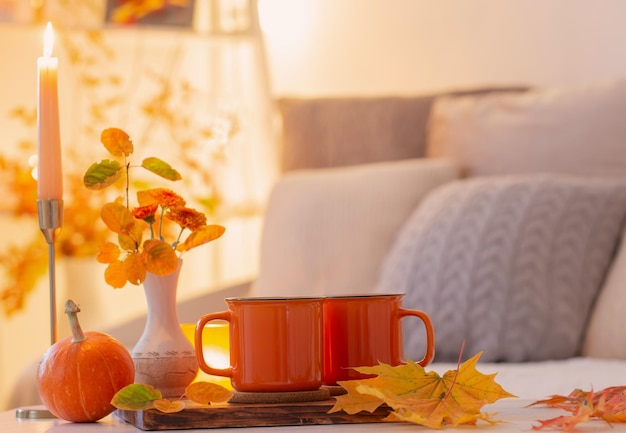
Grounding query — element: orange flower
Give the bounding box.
[132,203,158,222]
[166,207,207,232]
[139,188,186,209]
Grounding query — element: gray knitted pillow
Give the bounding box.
[376,175,626,362]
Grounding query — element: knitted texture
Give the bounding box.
[376,175,626,362]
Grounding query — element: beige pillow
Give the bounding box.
[251,158,458,297]
[427,78,626,177]
[583,226,626,359]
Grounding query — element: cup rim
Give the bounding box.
[324,293,404,299]
[225,296,324,302]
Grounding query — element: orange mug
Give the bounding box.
[195,297,324,392]
[322,293,435,385]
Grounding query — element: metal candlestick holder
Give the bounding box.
[15,200,64,420]
[37,199,63,345]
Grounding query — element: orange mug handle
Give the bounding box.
[397,308,435,366]
[195,311,233,378]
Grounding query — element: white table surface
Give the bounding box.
[3,399,625,433]
[6,358,626,432]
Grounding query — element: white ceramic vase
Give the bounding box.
[132,258,198,397]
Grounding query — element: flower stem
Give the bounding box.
[158,207,165,240]
[173,227,185,249]
[125,158,130,209]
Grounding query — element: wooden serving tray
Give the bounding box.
[115,399,391,430]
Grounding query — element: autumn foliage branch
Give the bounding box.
[83,127,225,289]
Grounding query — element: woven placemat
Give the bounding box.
[322,385,347,396]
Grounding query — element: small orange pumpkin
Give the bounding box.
[37,299,135,422]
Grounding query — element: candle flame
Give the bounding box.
[43,22,54,58]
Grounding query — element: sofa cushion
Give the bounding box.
[277,87,527,172]
[376,175,626,363]
[277,96,435,171]
[251,158,458,297]
[582,226,626,359]
[426,78,626,177]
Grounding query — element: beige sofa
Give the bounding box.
[245,78,626,397]
[10,78,626,408]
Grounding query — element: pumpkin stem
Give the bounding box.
[65,299,86,343]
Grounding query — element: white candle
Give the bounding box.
[37,22,63,201]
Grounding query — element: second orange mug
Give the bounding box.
[195,297,324,392]
[322,293,435,385]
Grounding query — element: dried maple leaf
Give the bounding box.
[530,386,626,431]
[329,351,516,429]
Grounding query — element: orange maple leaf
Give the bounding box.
[530,386,626,431]
[329,352,516,429]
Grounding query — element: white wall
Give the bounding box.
[260,0,626,96]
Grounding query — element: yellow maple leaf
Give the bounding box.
[329,352,516,429]
[330,380,385,415]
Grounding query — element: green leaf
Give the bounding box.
[111,383,162,411]
[142,157,182,181]
[83,159,122,190]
